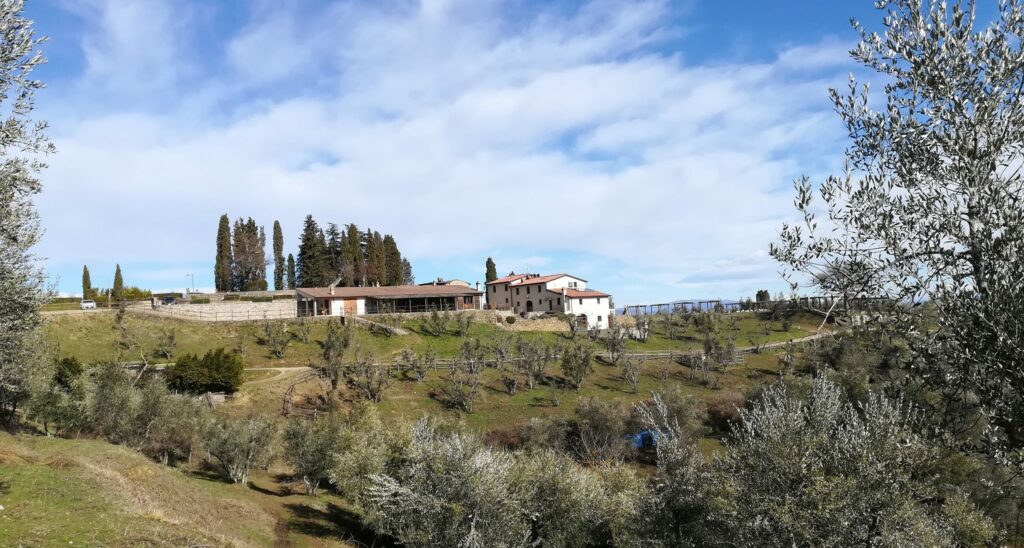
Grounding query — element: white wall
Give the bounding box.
[565,295,612,329]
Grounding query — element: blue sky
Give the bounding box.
[29,0,888,304]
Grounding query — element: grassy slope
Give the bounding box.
[0,433,367,547]
[43,311,818,368]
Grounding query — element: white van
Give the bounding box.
[80,300,97,310]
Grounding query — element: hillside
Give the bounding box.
[0,432,371,547]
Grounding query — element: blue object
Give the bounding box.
[627,430,661,449]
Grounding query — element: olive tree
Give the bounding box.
[283,414,344,495]
[204,416,276,485]
[363,420,532,547]
[560,341,594,391]
[770,0,1024,467]
[0,1,51,424]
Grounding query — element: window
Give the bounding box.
[527,286,530,294]
[491,286,496,293]
[558,298,561,306]
[597,298,601,304]
[598,316,602,322]
[505,297,509,303]
[516,288,520,295]
[579,299,583,305]
[463,296,473,304]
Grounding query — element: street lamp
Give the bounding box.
[187,273,195,293]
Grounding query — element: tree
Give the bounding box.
[286,253,296,289]
[769,0,1024,469]
[322,318,352,391]
[718,377,994,546]
[364,421,531,546]
[560,341,594,391]
[272,220,284,290]
[622,357,640,394]
[0,1,51,424]
[345,223,364,285]
[442,339,484,412]
[262,319,288,359]
[232,217,267,291]
[365,229,386,286]
[602,323,627,364]
[215,214,233,292]
[325,223,345,283]
[165,348,244,394]
[204,416,275,485]
[283,415,344,495]
[112,264,124,301]
[485,257,497,283]
[297,215,329,288]
[401,258,414,285]
[383,234,403,286]
[81,265,92,299]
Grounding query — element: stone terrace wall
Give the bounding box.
[128,300,296,322]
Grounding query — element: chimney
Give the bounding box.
[475,281,480,291]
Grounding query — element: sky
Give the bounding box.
[27,0,887,305]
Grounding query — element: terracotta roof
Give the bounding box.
[518,274,590,286]
[546,287,610,298]
[487,273,531,285]
[297,285,482,300]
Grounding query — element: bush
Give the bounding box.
[704,391,745,435]
[249,296,273,303]
[223,294,240,301]
[203,416,275,485]
[283,415,344,495]
[190,297,211,304]
[165,348,244,394]
[505,315,516,325]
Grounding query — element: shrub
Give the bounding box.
[250,296,272,303]
[283,414,344,495]
[223,294,240,301]
[560,341,594,391]
[165,348,244,394]
[573,398,630,464]
[203,416,275,485]
[505,315,516,325]
[704,391,745,435]
[190,297,211,304]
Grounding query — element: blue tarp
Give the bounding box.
[627,430,661,449]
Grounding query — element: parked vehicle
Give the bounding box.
[161,296,176,305]
[80,300,97,310]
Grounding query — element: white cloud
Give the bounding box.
[35,0,851,303]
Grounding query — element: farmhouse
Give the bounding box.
[296,284,483,317]
[486,273,613,329]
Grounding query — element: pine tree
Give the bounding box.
[485,257,497,283]
[383,234,403,285]
[297,215,329,287]
[215,214,233,292]
[112,264,124,301]
[287,254,296,289]
[401,258,414,285]
[272,220,284,291]
[82,265,92,299]
[325,223,344,283]
[345,223,364,286]
[232,218,267,291]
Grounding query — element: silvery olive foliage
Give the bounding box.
[363,419,533,548]
[770,0,1024,467]
[638,377,995,546]
[362,418,645,548]
[0,0,52,422]
[719,377,993,547]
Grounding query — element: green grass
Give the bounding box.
[0,433,357,547]
[43,310,817,370]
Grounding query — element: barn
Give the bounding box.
[295,284,483,317]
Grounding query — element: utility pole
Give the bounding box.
[187,273,195,293]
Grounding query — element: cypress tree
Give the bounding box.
[364,229,381,286]
[345,223,364,286]
[82,265,92,299]
[112,264,124,301]
[215,214,233,292]
[287,254,296,289]
[485,257,497,283]
[297,215,329,287]
[272,220,284,291]
[383,234,402,285]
